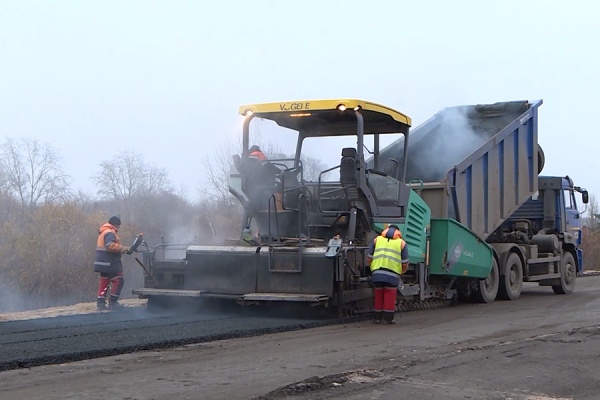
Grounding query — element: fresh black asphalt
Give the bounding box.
[0,305,346,372]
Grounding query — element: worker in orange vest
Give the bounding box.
[94,216,131,311]
[249,144,267,161]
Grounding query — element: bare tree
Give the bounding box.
[198,137,244,241]
[200,138,239,204]
[300,155,327,182]
[586,193,599,230]
[94,150,172,200]
[93,149,173,219]
[0,138,71,208]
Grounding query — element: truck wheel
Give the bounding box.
[552,252,576,294]
[473,258,499,303]
[498,253,523,300]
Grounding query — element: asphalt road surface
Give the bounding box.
[1,276,600,399]
[0,303,336,372]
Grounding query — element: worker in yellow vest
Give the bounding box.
[367,225,409,324]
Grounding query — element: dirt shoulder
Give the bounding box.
[0,298,146,321]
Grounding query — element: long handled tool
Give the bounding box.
[127,233,161,286]
[134,257,161,286]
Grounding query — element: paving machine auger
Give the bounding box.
[133,99,588,316]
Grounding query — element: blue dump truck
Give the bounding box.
[133,99,588,315]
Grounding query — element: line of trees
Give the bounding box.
[0,137,245,312]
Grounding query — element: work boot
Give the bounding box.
[382,311,395,324]
[108,301,124,310]
[97,298,107,311]
[373,311,382,324]
[108,295,124,310]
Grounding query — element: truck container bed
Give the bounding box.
[378,100,543,239]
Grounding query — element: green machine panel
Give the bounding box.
[373,189,430,264]
[429,219,492,278]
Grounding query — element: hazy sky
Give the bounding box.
[1,0,599,206]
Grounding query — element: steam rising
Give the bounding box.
[377,101,529,183]
[407,106,490,181]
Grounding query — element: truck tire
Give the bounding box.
[473,258,499,303]
[498,253,523,300]
[552,252,576,294]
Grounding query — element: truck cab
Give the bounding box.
[552,176,588,273]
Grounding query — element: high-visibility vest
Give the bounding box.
[94,224,123,273]
[370,236,407,275]
[249,150,267,160]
